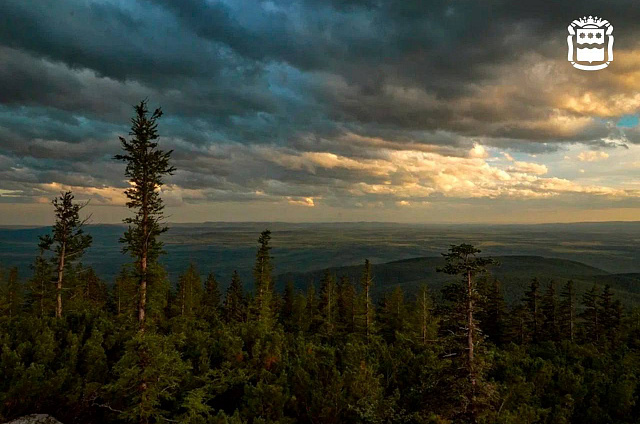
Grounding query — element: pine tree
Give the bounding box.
[305,283,318,333]
[70,267,108,312]
[507,303,529,345]
[201,272,221,320]
[337,276,356,334]
[26,253,54,317]
[378,286,406,343]
[438,243,495,423]
[359,259,374,338]
[580,284,601,343]
[599,284,622,345]
[0,267,22,319]
[280,280,295,331]
[413,285,437,346]
[523,278,542,343]
[108,333,189,424]
[224,271,245,323]
[114,265,138,319]
[38,191,92,318]
[541,281,559,342]
[176,264,203,318]
[318,271,338,337]
[253,230,274,326]
[477,277,506,346]
[559,280,576,342]
[115,100,175,332]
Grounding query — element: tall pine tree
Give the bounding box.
[438,243,495,423]
[115,100,175,332]
[224,271,246,323]
[359,259,374,339]
[541,281,559,342]
[201,272,221,320]
[523,278,542,343]
[38,191,92,318]
[559,280,576,342]
[252,230,275,326]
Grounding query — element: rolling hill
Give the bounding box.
[277,255,640,307]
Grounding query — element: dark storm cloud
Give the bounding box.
[1,0,640,207]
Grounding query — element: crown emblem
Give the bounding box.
[574,16,610,28]
[567,16,613,71]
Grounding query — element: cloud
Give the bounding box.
[1,0,640,222]
[508,161,548,175]
[577,151,610,162]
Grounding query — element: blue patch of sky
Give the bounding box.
[617,114,639,128]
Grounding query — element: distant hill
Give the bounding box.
[277,255,640,307]
[1,222,639,292]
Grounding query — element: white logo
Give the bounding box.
[567,16,613,71]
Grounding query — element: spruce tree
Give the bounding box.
[541,281,559,342]
[26,253,54,317]
[337,276,356,334]
[523,278,542,343]
[224,271,246,323]
[280,280,295,331]
[38,191,92,318]
[360,259,374,338]
[0,267,22,319]
[559,280,576,342]
[318,271,338,337]
[114,265,138,319]
[507,303,529,345]
[202,272,222,320]
[305,282,318,333]
[478,277,506,346]
[176,263,203,318]
[599,284,622,345]
[379,286,406,343]
[438,243,495,422]
[580,284,601,343]
[115,100,175,332]
[252,230,274,325]
[414,285,437,346]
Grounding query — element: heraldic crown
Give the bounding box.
[573,16,611,28]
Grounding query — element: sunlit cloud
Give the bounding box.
[577,151,610,162]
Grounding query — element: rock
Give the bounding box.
[4,415,63,424]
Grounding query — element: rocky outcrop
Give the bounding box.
[4,415,63,424]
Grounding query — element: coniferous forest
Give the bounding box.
[3,102,640,424]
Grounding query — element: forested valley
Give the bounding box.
[1,102,639,424]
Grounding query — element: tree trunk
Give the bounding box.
[138,172,150,332]
[467,269,476,421]
[569,298,574,342]
[139,203,148,332]
[365,284,370,338]
[139,255,147,331]
[40,278,45,317]
[56,241,66,318]
[422,290,428,345]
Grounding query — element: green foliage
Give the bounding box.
[38,191,92,318]
[114,100,175,331]
[202,272,222,321]
[108,332,189,423]
[114,101,175,265]
[4,237,640,424]
[224,271,246,323]
[252,230,275,327]
[0,267,22,319]
[176,263,204,318]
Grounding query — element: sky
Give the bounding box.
[1,0,640,225]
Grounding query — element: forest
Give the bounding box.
[1,102,639,424]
